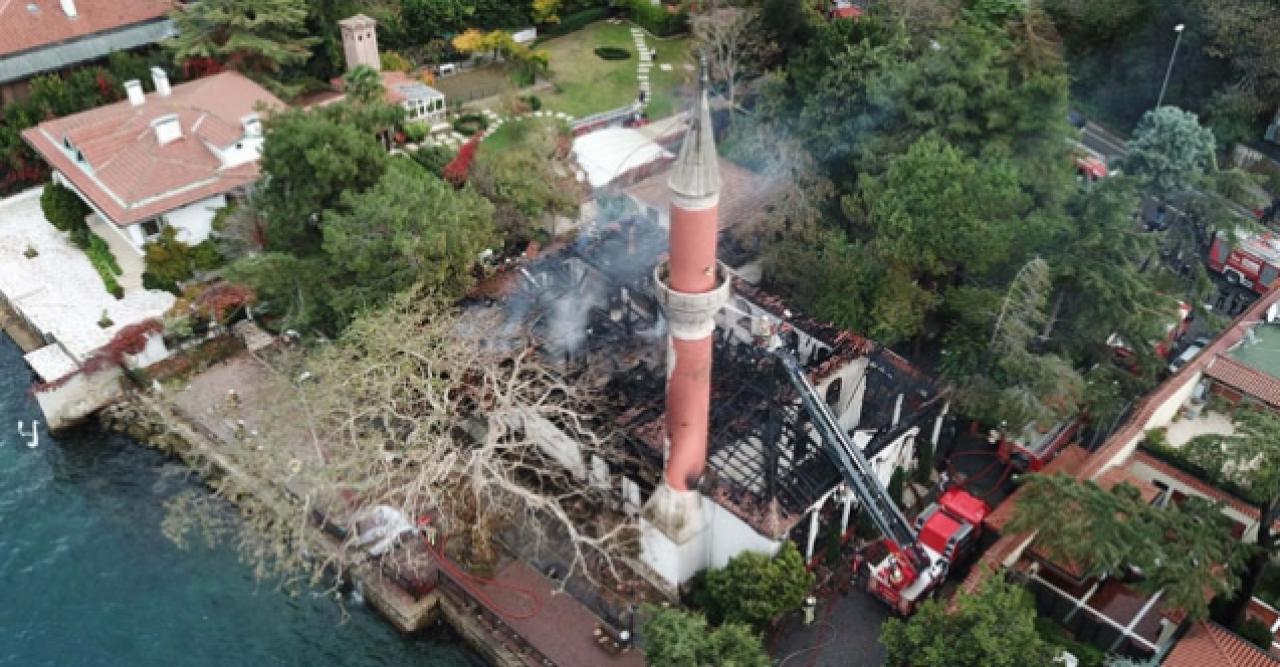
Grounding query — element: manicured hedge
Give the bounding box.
[594,46,631,61]
[452,113,489,136]
[541,7,610,38]
[626,0,688,37]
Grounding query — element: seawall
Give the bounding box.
[98,394,534,667]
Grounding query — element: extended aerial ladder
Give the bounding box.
[771,346,990,614]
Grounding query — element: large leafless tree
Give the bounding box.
[163,292,639,593]
[691,5,758,112]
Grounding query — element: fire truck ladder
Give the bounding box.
[774,350,924,562]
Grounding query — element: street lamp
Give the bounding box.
[1156,23,1186,110]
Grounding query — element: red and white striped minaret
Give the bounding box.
[646,62,730,543]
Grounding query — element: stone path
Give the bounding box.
[630,26,652,110]
[416,105,578,152]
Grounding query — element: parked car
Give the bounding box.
[1167,337,1211,375]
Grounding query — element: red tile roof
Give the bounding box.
[0,0,172,57]
[1096,464,1161,503]
[1132,450,1261,521]
[1081,287,1280,482]
[1164,621,1280,667]
[22,71,283,226]
[1206,355,1280,409]
[961,291,1280,608]
[626,157,780,233]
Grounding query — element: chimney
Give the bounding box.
[150,114,182,146]
[338,14,381,72]
[150,67,171,97]
[241,113,262,138]
[643,53,729,546]
[124,80,145,107]
[59,0,76,18]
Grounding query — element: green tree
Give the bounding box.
[1008,473,1246,620]
[703,541,813,632]
[256,107,389,254]
[641,606,769,667]
[223,252,335,335]
[1123,106,1217,195]
[1044,177,1166,355]
[470,129,579,242]
[39,182,89,234]
[323,160,496,313]
[166,0,318,97]
[142,227,199,293]
[1201,0,1280,139]
[1041,0,1152,44]
[950,258,1084,430]
[881,576,1055,667]
[341,65,384,104]
[844,135,1030,342]
[1182,408,1280,627]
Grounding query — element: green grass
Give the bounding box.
[539,21,694,119]
[480,117,568,156]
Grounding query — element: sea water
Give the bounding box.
[0,336,476,666]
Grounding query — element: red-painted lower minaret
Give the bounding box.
[645,63,730,549]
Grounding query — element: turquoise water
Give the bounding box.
[0,336,476,666]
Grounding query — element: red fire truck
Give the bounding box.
[1074,154,1107,183]
[1107,300,1192,368]
[777,349,990,615]
[1209,230,1280,295]
[996,418,1084,472]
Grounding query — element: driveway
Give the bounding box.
[770,590,890,667]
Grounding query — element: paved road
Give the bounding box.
[1081,121,1129,163]
[770,590,890,667]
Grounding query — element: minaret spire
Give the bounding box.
[668,53,720,201]
[643,52,732,581]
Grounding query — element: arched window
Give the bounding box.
[825,377,843,411]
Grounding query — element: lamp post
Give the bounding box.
[1156,23,1186,110]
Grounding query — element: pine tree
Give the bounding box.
[166,0,318,97]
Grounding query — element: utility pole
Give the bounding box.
[1155,23,1186,110]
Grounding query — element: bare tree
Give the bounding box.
[163,291,640,594]
[692,5,756,112]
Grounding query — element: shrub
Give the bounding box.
[75,229,125,297]
[1239,617,1274,651]
[379,50,412,73]
[523,95,542,111]
[452,113,489,136]
[412,145,456,177]
[191,239,224,271]
[702,541,813,632]
[627,0,688,37]
[143,227,200,294]
[593,46,631,60]
[40,182,88,233]
[403,122,429,143]
[443,138,480,185]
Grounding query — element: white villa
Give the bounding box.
[22,69,284,252]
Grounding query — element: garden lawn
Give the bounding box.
[481,117,567,155]
[538,21,693,119]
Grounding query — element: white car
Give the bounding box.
[1168,337,1211,374]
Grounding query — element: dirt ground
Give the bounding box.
[169,350,315,462]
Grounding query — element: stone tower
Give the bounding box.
[338,14,380,72]
[643,60,730,581]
